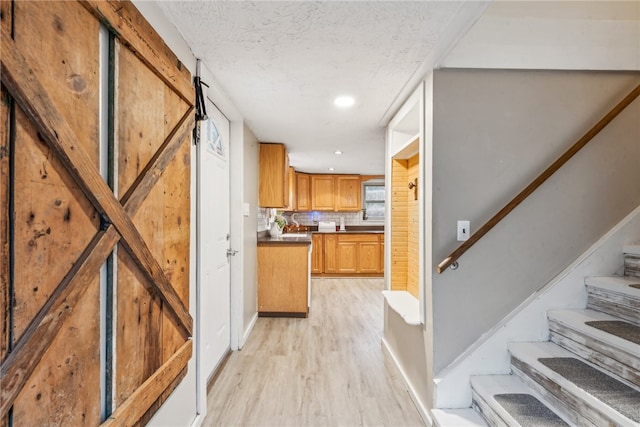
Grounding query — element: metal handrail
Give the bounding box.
[437,83,640,274]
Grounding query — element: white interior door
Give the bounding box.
[197,100,231,384]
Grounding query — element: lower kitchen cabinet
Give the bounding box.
[258,244,309,316]
[313,232,383,275]
[359,240,381,273]
[323,234,337,273]
[311,233,324,274]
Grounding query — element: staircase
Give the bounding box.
[469,244,640,427]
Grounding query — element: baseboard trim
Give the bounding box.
[381,337,432,427]
[240,312,258,349]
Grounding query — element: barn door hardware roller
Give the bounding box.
[193,59,209,145]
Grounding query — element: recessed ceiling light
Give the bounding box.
[334,150,343,155]
[334,96,355,108]
[328,167,335,171]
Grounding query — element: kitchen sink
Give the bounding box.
[280,233,309,238]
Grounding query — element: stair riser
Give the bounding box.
[586,287,640,326]
[625,254,640,278]
[548,324,640,388]
[511,357,609,427]
[471,391,510,427]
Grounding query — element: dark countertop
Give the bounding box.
[312,230,383,234]
[257,231,312,245]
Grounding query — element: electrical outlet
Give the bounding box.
[457,220,470,241]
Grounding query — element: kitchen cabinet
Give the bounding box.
[380,234,385,274]
[258,244,309,316]
[311,175,335,210]
[309,174,361,212]
[359,238,381,273]
[287,166,296,210]
[323,234,337,273]
[311,233,323,274]
[296,173,310,211]
[337,234,379,274]
[335,175,362,211]
[336,238,358,273]
[312,233,383,275]
[259,143,289,208]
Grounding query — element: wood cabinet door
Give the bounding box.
[311,175,335,210]
[311,234,324,274]
[1,2,193,425]
[358,241,381,273]
[380,234,385,273]
[259,143,288,207]
[336,241,358,273]
[258,245,308,313]
[296,173,311,211]
[335,175,362,211]
[324,234,337,273]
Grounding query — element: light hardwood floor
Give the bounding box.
[203,278,424,427]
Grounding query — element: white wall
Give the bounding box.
[241,124,259,347]
[442,1,640,71]
[430,69,640,374]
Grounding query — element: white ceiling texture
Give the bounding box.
[156,1,487,175]
[156,1,639,175]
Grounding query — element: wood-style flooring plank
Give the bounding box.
[203,278,424,426]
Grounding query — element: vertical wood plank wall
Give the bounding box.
[1,1,193,425]
[406,154,420,298]
[390,154,420,298]
[391,159,409,291]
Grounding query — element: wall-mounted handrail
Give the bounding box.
[437,83,640,274]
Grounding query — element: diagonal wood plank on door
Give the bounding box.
[0,25,192,338]
[0,105,193,417]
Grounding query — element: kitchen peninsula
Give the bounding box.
[257,232,311,317]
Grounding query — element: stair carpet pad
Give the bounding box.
[510,341,638,427]
[585,320,640,345]
[493,393,569,427]
[538,357,640,422]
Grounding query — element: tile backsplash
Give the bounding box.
[257,209,383,231]
[257,207,271,232]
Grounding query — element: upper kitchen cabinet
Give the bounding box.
[296,173,311,211]
[335,175,361,211]
[310,174,361,211]
[287,166,296,210]
[311,175,335,210]
[259,143,289,208]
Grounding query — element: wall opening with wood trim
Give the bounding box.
[1,1,193,425]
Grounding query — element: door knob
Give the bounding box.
[226,249,239,257]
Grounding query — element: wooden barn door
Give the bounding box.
[1,1,194,426]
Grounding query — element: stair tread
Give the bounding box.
[586,276,640,299]
[624,243,640,256]
[548,309,640,356]
[510,341,640,424]
[431,408,488,427]
[472,375,570,426]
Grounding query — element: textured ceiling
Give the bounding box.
[157,1,466,175]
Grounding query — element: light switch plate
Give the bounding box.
[243,202,250,217]
[457,220,470,241]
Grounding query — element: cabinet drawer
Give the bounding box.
[337,233,379,242]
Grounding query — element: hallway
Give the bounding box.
[203,278,424,426]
